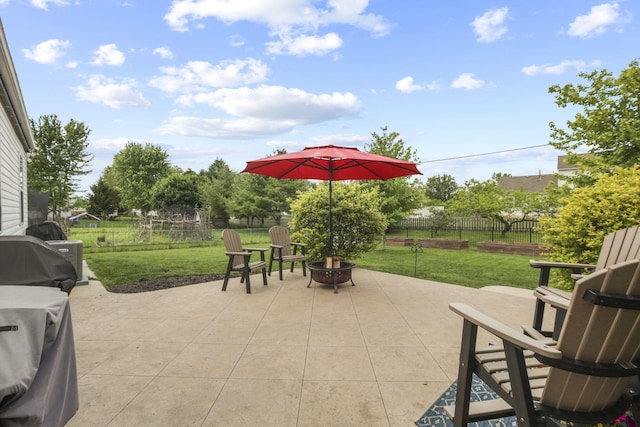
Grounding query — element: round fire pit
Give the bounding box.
[307,261,356,293]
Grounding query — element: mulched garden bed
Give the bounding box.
[106,274,228,294]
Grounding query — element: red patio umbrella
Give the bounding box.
[241,144,422,256]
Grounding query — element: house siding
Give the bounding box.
[0,110,27,234]
[0,20,35,235]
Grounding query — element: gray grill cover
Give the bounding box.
[0,236,77,294]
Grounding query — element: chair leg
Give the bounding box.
[278,259,283,281]
[244,269,251,293]
[503,341,536,427]
[290,261,295,273]
[268,248,275,276]
[222,257,234,291]
[302,260,306,277]
[453,319,477,427]
[261,267,268,286]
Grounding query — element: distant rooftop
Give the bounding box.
[497,173,557,192]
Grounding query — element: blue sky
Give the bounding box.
[1,1,638,194]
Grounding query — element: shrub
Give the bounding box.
[540,166,640,287]
[289,182,387,261]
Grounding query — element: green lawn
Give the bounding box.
[84,243,543,290]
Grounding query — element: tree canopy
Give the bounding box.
[28,114,93,221]
[87,176,120,219]
[151,172,201,212]
[363,126,423,226]
[424,174,458,203]
[548,59,640,184]
[447,177,549,235]
[111,142,171,215]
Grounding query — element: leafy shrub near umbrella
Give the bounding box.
[289,182,387,261]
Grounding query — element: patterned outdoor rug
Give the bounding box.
[415,375,517,426]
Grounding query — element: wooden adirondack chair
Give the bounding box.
[221,229,268,294]
[445,259,640,426]
[531,227,640,338]
[268,226,306,280]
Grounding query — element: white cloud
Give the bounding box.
[229,34,246,47]
[451,73,486,90]
[22,39,70,65]
[395,76,424,93]
[177,85,361,124]
[90,44,126,66]
[153,46,174,59]
[471,7,509,43]
[156,116,295,138]
[568,2,623,38]
[73,75,151,108]
[521,60,601,76]
[89,137,132,153]
[163,0,390,56]
[308,133,370,146]
[30,0,69,9]
[156,85,362,139]
[266,32,343,56]
[164,0,389,34]
[148,58,269,93]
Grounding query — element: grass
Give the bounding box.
[84,242,543,290]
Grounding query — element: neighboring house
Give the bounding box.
[556,154,580,187]
[0,20,36,235]
[497,172,557,193]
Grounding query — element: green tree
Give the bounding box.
[28,114,93,222]
[425,174,458,203]
[540,165,640,288]
[289,182,386,261]
[199,159,236,225]
[548,59,640,185]
[364,126,423,227]
[447,178,546,235]
[151,172,201,211]
[229,173,273,226]
[87,176,120,219]
[111,142,171,216]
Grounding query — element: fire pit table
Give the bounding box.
[307,261,356,293]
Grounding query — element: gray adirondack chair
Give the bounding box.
[268,226,306,280]
[445,259,640,426]
[221,229,268,294]
[531,227,640,337]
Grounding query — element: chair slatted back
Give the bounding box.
[596,227,640,270]
[222,229,245,268]
[269,226,292,257]
[541,259,640,411]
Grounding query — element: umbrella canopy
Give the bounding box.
[241,144,421,181]
[241,144,422,258]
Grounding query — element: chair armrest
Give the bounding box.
[226,251,251,257]
[533,288,570,311]
[291,242,306,247]
[449,302,562,360]
[270,244,284,249]
[529,259,595,270]
[529,260,595,286]
[245,248,267,252]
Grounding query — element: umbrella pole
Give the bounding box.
[328,163,333,258]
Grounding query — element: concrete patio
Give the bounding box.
[66,267,543,426]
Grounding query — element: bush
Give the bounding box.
[540,166,640,287]
[289,182,387,261]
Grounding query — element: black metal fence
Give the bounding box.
[393,217,542,245]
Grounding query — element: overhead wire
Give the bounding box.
[419,144,550,164]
